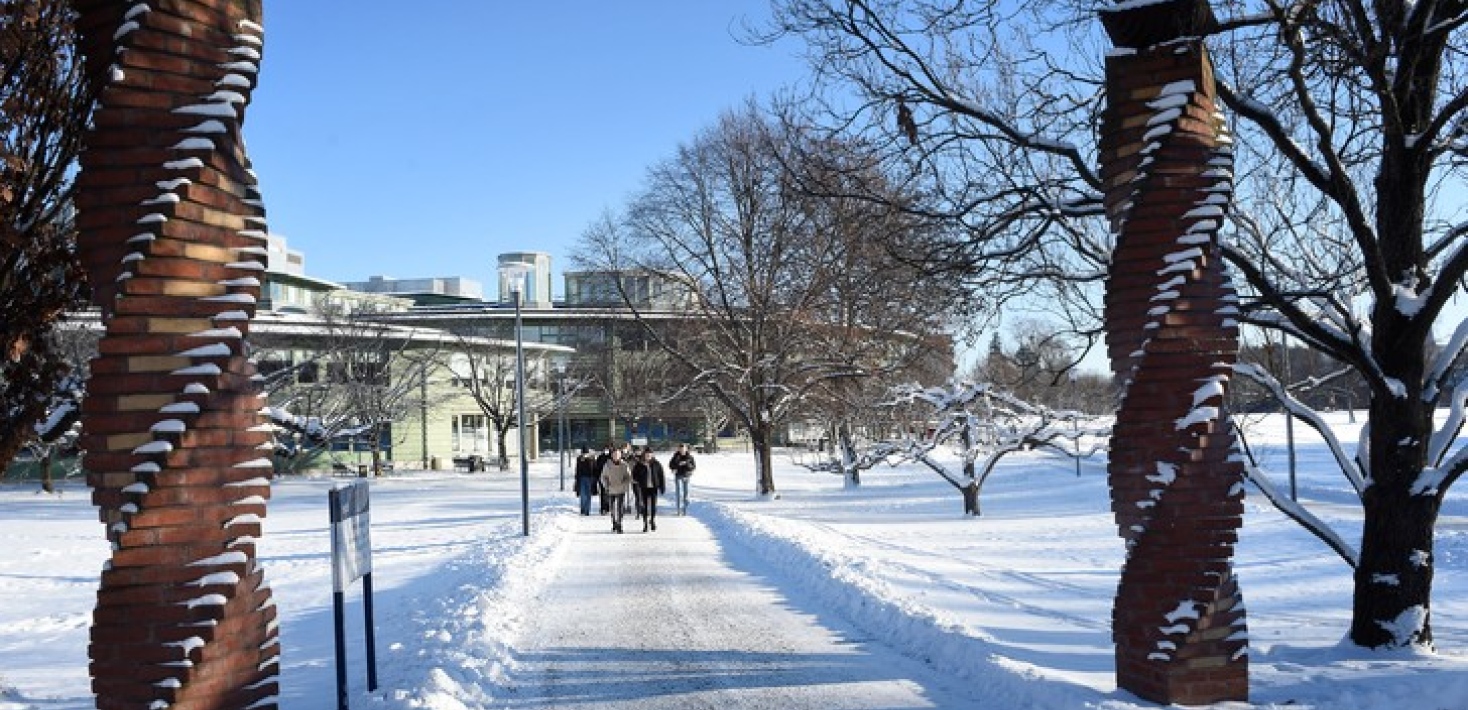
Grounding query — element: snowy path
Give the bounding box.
[494,509,975,709]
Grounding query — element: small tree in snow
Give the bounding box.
[888,382,1108,516]
[26,367,83,493]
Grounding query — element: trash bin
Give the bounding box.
[430,456,440,470]
[357,464,368,477]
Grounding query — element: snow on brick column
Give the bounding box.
[1098,0,1248,704]
[70,0,279,707]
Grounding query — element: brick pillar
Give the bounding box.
[1098,0,1248,703]
[70,1,279,707]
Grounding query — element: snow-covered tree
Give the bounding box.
[578,101,956,496]
[770,0,1468,649]
[789,434,909,488]
[25,356,84,493]
[29,320,93,486]
[257,302,440,474]
[1228,334,1369,415]
[798,366,926,487]
[888,382,1108,515]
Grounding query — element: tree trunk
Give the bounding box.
[40,451,55,494]
[495,425,510,471]
[1351,47,1439,647]
[368,424,384,476]
[961,481,979,517]
[1351,392,1438,647]
[751,422,776,496]
[961,427,977,515]
[838,423,860,488]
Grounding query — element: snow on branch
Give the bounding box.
[1425,312,1468,402]
[790,438,910,479]
[1417,446,1468,496]
[262,405,375,453]
[1235,431,1359,568]
[1233,362,1367,494]
[1418,376,1468,495]
[1427,379,1468,469]
[34,400,80,442]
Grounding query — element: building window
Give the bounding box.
[452,414,488,453]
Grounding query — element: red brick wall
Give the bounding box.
[71,0,278,707]
[1099,0,1248,703]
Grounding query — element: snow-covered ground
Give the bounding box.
[3,412,1468,708]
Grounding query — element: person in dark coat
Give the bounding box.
[594,444,613,514]
[668,443,696,516]
[631,448,667,532]
[573,447,599,516]
[630,446,647,519]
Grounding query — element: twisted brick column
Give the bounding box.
[1099,0,1248,703]
[71,1,278,707]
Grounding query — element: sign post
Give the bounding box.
[329,480,378,710]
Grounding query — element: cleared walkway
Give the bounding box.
[495,509,973,709]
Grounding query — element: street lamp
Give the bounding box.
[555,360,568,492]
[501,262,531,537]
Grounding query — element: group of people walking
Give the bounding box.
[574,442,696,533]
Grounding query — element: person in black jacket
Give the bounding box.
[631,448,667,532]
[593,444,613,515]
[573,447,598,516]
[668,443,696,516]
[630,446,646,520]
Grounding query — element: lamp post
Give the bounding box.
[502,263,531,537]
[555,361,568,492]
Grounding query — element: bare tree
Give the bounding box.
[450,327,519,470]
[972,325,1115,412]
[448,324,556,471]
[340,336,438,476]
[592,325,683,444]
[0,1,94,468]
[578,101,955,496]
[769,0,1468,649]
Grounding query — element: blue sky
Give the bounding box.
[246,2,807,296]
